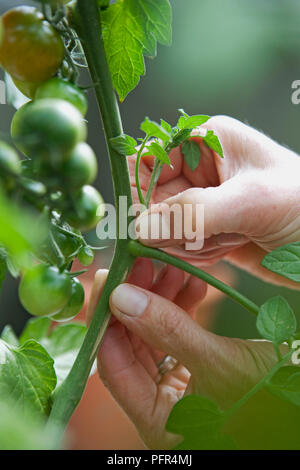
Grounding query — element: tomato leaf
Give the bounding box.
[144,141,171,165]
[177,114,210,130]
[101,0,172,101]
[20,319,89,386]
[0,326,19,347]
[166,395,235,450]
[181,140,201,171]
[203,130,224,158]
[160,119,172,134]
[110,134,137,156]
[261,242,300,283]
[256,296,297,345]
[140,117,171,142]
[0,339,56,417]
[266,366,300,407]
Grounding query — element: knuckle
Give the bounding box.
[179,187,202,206]
[158,308,183,341]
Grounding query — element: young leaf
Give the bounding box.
[166,395,235,450]
[0,339,56,417]
[203,130,224,158]
[261,242,300,283]
[20,319,88,386]
[144,141,171,165]
[0,326,19,347]
[266,366,300,407]
[181,140,201,171]
[256,296,297,345]
[178,114,210,130]
[140,117,171,142]
[110,134,137,156]
[101,0,172,101]
[160,119,172,134]
[170,128,192,148]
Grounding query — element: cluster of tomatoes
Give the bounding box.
[0,5,104,322]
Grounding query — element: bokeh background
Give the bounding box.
[1,0,300,449]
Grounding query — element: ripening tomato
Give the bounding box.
[0,6,64,83]
[19,264,72,317]
[61,143,98,189]
[13,77,42,100]
[52,278,84,322]
[35,78,88,116]
[64,185,105,232]
[11,99,87,161]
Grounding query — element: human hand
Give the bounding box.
[130,116,300,287]
[87,259,286,449]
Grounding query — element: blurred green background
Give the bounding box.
[1,0,300,338]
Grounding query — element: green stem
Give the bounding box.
[224,351,292,421]
[145,159,162,207]
[128,240,260,316]
[48,0,134,431]
[135,135,149,206]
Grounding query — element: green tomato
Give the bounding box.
[35,78,88,116]
[78,245,94,266]
[11,99,87,161]
[12,77,42,99]
[61,143,98,189]
[52,277,84,322]
[0,141,20,175]
[19,264,72,317]
[0,6,64,83]
[65,185,105,232]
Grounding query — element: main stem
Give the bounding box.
[49,0,134,430]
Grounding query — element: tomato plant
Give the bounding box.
[0,0,299,453]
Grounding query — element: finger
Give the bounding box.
[109,283,229,374]
[151,264,185,300]
[174,276,207,313]
[142,146,183,185]
[127,258,154,289]
[86,269,109,327]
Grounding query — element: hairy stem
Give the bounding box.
[128,241,260,316]
[48,0,134,432]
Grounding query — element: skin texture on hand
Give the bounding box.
[132,116,300,288]
[88,117,300,449]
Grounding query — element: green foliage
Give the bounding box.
[144,142,171,165]
[140,117,171,142]
[256,296,297,345]
[261,242,300,283]
[203,130,224,157]
[181,140,201,171]
[267,366,300,407]
[166,395,235,450]
[0,339,56,417]
[101,0,172,101]
[110,134,138,156]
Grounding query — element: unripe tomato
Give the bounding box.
[52,278,84,322]
[12,77,42,100]
[65,185,104,232]
[0,141,20,176]
[11,99,87,161]
[19,264,72,317]
[78,246,94,266]
[62,143,98,189]
[35,78,88,116]
[0,6,64,83]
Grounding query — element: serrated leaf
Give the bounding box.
[20,317,51,345]
[166,395,235,450]
[261,242,300,283]
[1,326,19,347]
[181,140,201,171]
[4,72,29,110]
[257,296,297,345]
[160,119,172,134]
[20,319,88,386]
[110,134,137,156]
[0,339,56,417]
[204,130,224,158]
[178,114,210,130]
[101,0,172,101]
[266,366,300,407]
[144,141,171,165]
[170,128,192,148]
[140,117,171,142]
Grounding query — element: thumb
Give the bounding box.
[109,282,227,374]
[135,177,249,249]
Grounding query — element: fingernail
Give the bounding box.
[111,284,149,317]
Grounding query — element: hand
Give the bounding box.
[130,116,300,287]
[87,260,288,450]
